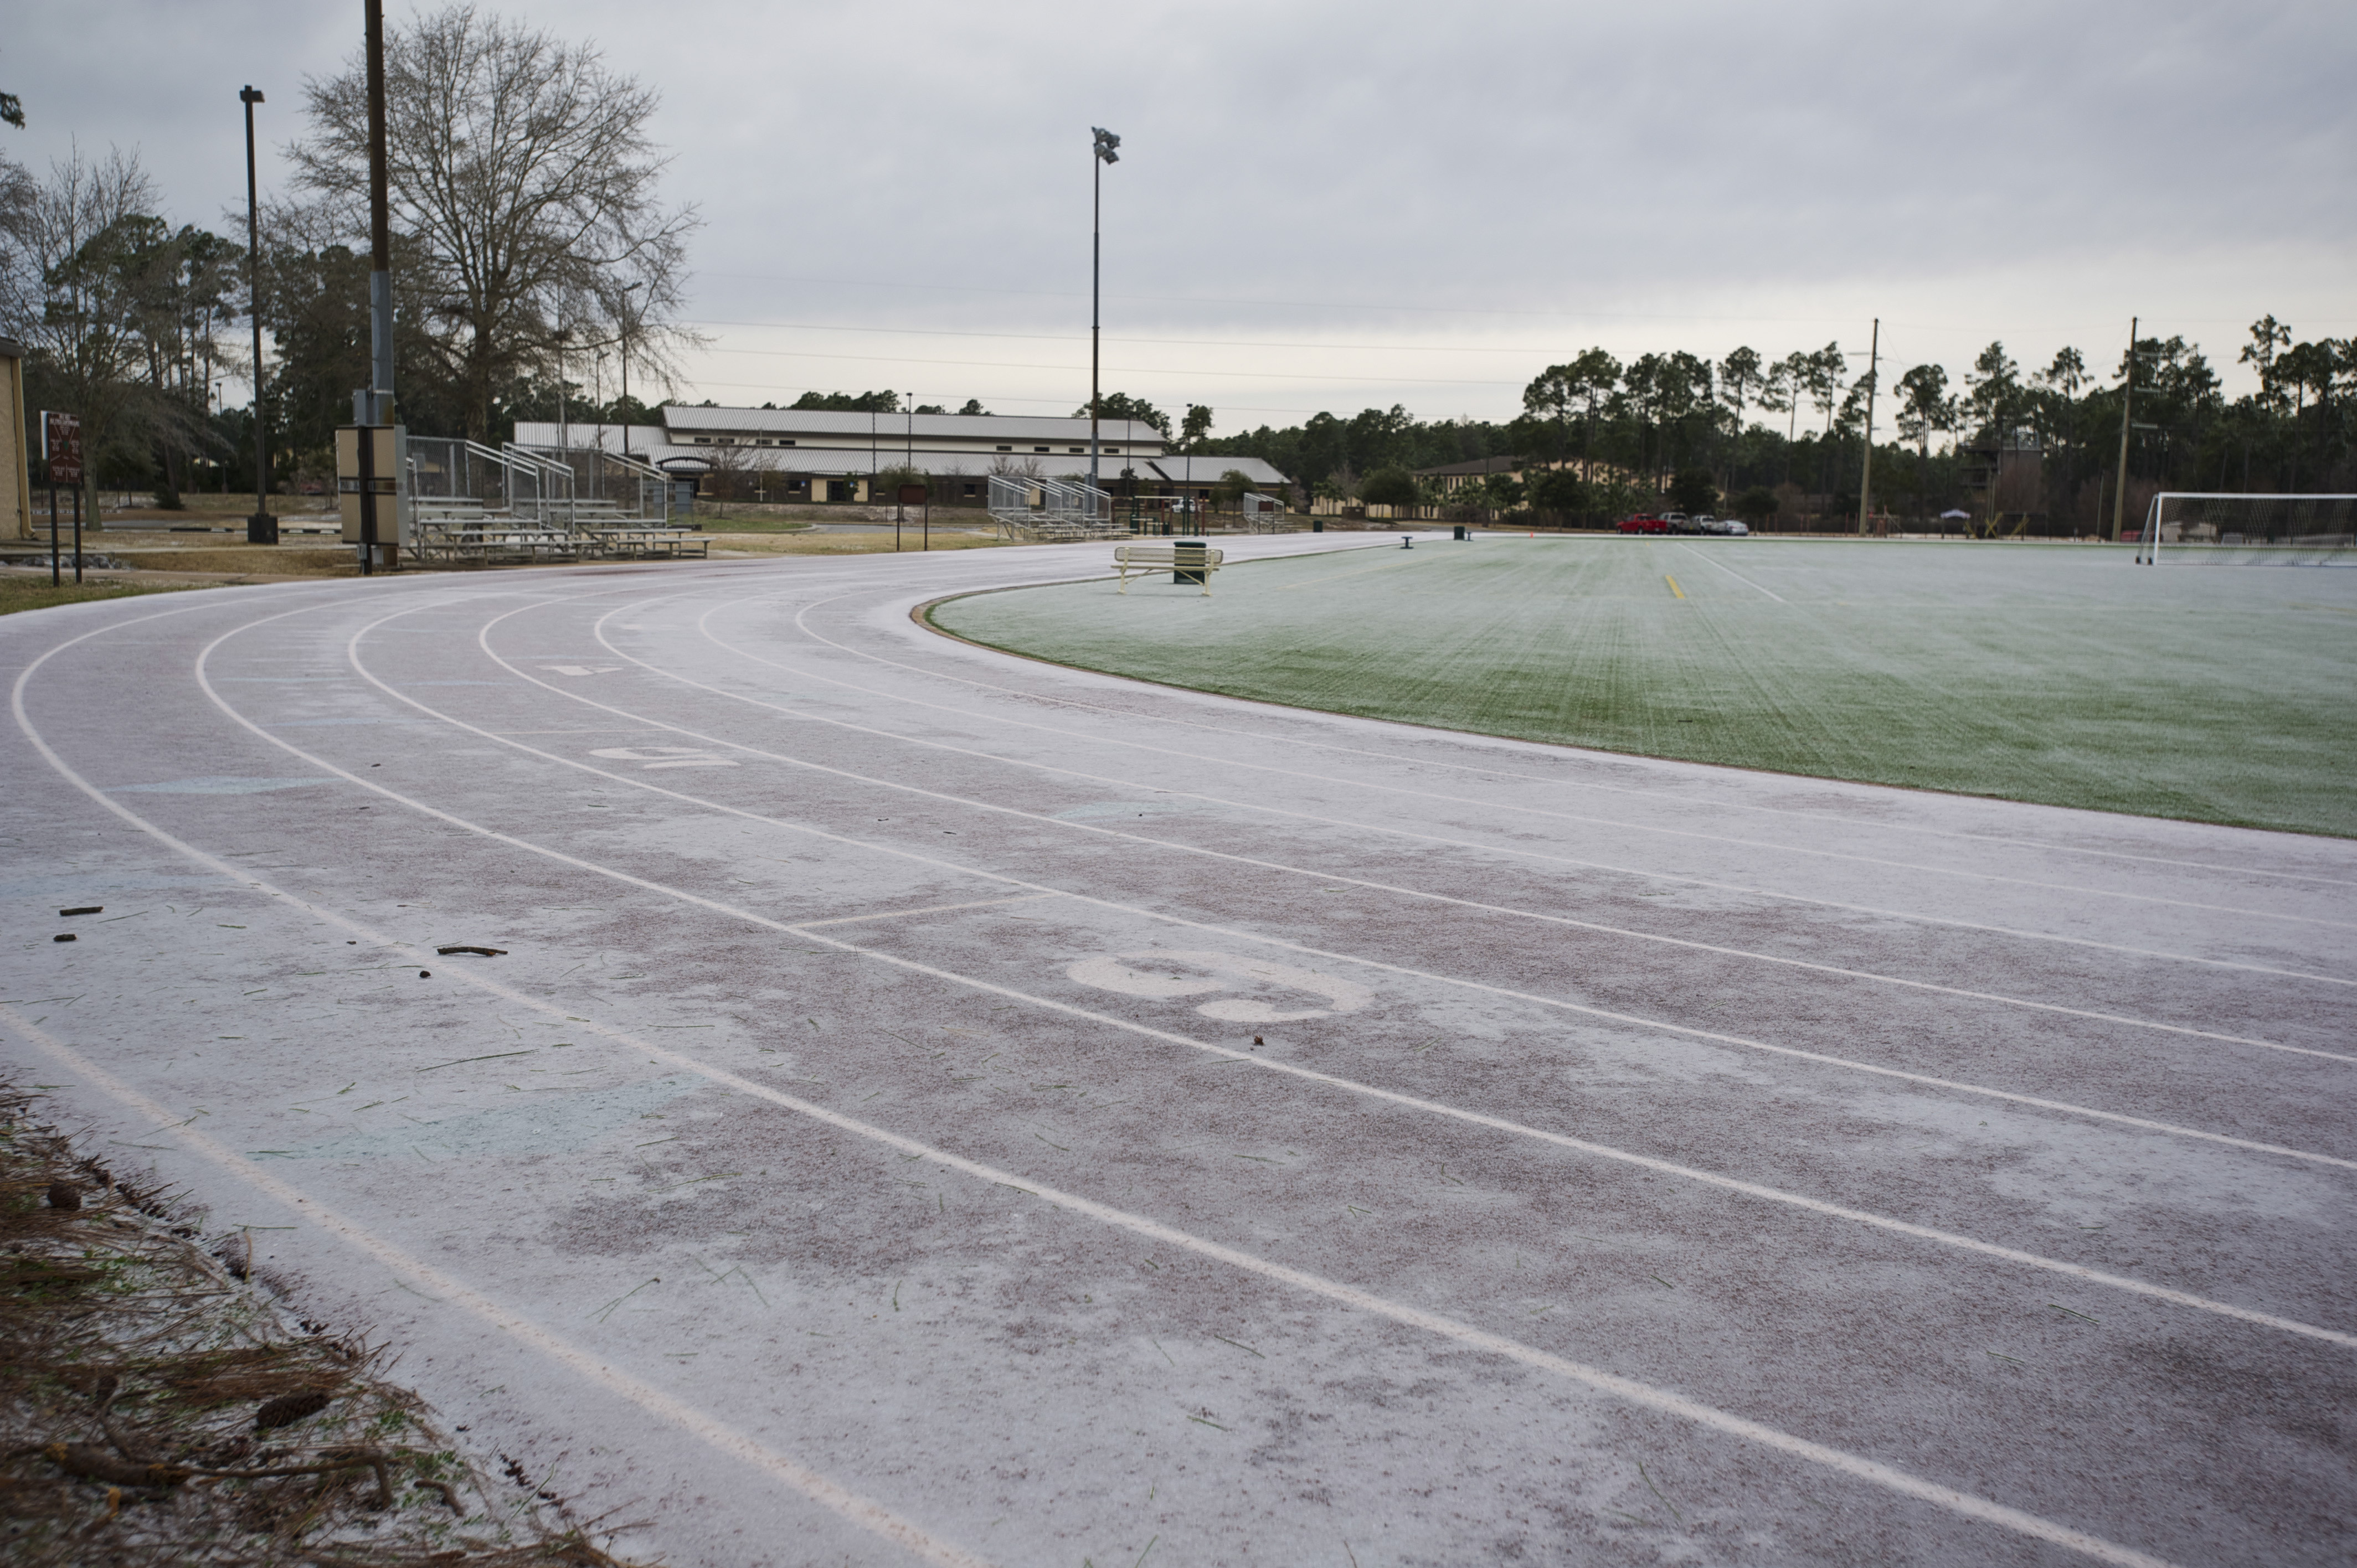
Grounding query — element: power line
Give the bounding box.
[692,343,1524,387]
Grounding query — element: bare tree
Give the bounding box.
[287,5,698,440]
[0,145,205,511]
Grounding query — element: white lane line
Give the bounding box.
[368,596,2357,1169]
[795,893,1065,929]
[695,590,2357,934]
[0,1018,992,1568]
[767,632,2348,989]
[157,596,2357,1341]
[549,593,2350,1061]
[1672,541,1790,602]
[4,637,994,1568]
[796,604,2357,978]
[785,579,2357,890]
[0,808,2194,1568]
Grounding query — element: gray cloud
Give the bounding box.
[6,1,2349,426]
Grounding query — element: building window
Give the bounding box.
[1033,446,1049,453]
[779,439,794,446]
[961,482,977,496]
[1069,446,1084,453]
[693,436,711,444]
[996,445,1013,452]
[1107,447,1119,454]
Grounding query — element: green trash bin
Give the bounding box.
[1173,538,1209,585]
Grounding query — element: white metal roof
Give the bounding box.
[1145,455,1291,486]
[512,421,667,451]
[660,405,1166,445]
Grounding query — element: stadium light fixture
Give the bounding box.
[1090,127,1120,507]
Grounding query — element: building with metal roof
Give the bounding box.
[514,404,1289,506]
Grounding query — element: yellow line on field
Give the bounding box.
[1665,574,1685,599]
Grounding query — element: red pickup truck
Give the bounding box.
[1618,514,1669,534]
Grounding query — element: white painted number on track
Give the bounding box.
[588,746,740,770]
[542,664,621,677]
[1067,949,1372,1023]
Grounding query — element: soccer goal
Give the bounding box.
[2134,493,2357,565]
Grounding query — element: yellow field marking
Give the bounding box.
[1665,574,1685,599]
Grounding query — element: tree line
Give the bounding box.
[0,6,693,510]
[1197,327,2354,528]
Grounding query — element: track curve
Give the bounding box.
[4,539,2351,1567]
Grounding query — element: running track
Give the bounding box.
[4,535,2351,1567]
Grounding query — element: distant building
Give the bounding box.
[1412,455,1525,495]
[514,404,1287,504]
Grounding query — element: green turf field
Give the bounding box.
[929,537,2357,837]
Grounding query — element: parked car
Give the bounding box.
[1663,512,1701,534]
[1721,519,1750,536]
[1618,514,1669,534]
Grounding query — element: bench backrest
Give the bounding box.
[1115,545,1223,564]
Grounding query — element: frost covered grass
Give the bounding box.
[931,537,2357,837]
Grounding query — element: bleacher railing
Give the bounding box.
[987,473,1119,540]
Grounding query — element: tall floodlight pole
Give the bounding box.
[240,86,275,545]
[1856,317,1879,535]
[1089,128,1120,514]
[2115,316,2138,558]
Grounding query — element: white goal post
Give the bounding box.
[2134,493,2357,565]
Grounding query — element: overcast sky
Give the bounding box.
[7,1,2351,433]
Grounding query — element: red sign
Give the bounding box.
[42,411,83,487]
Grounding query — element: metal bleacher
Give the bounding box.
[406,438,707,566]
[986,473,1125,542]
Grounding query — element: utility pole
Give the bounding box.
[1090,128,1120,517]
[353,0,395,576]
[1856,317,1879,535]
[618,281,640,457]
[364,0,393,423]
[2114,316,2137,558]
[240,86,275,544]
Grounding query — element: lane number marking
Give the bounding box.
[588,746,740,770]
[1067,950,1372,1023]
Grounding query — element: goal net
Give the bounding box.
[2135,493,2357,564]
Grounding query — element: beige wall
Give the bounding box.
[0,347,29,541]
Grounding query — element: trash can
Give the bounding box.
[1453,525,1469,541]
[1173,539,1209,586]
[1311,517,1324,533]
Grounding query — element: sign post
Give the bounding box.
[42,411,82,586]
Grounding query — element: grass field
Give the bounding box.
[0,575,206,616]
[930,536,2357,837]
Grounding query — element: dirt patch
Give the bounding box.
[0,1082,645,1567]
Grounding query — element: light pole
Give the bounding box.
[1089,127,1120,512]
[2116,316,2138,556]
[1856,317,1878,536]
[617,281,641,457]
[353,0,395,576]
[240,85,274,544]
